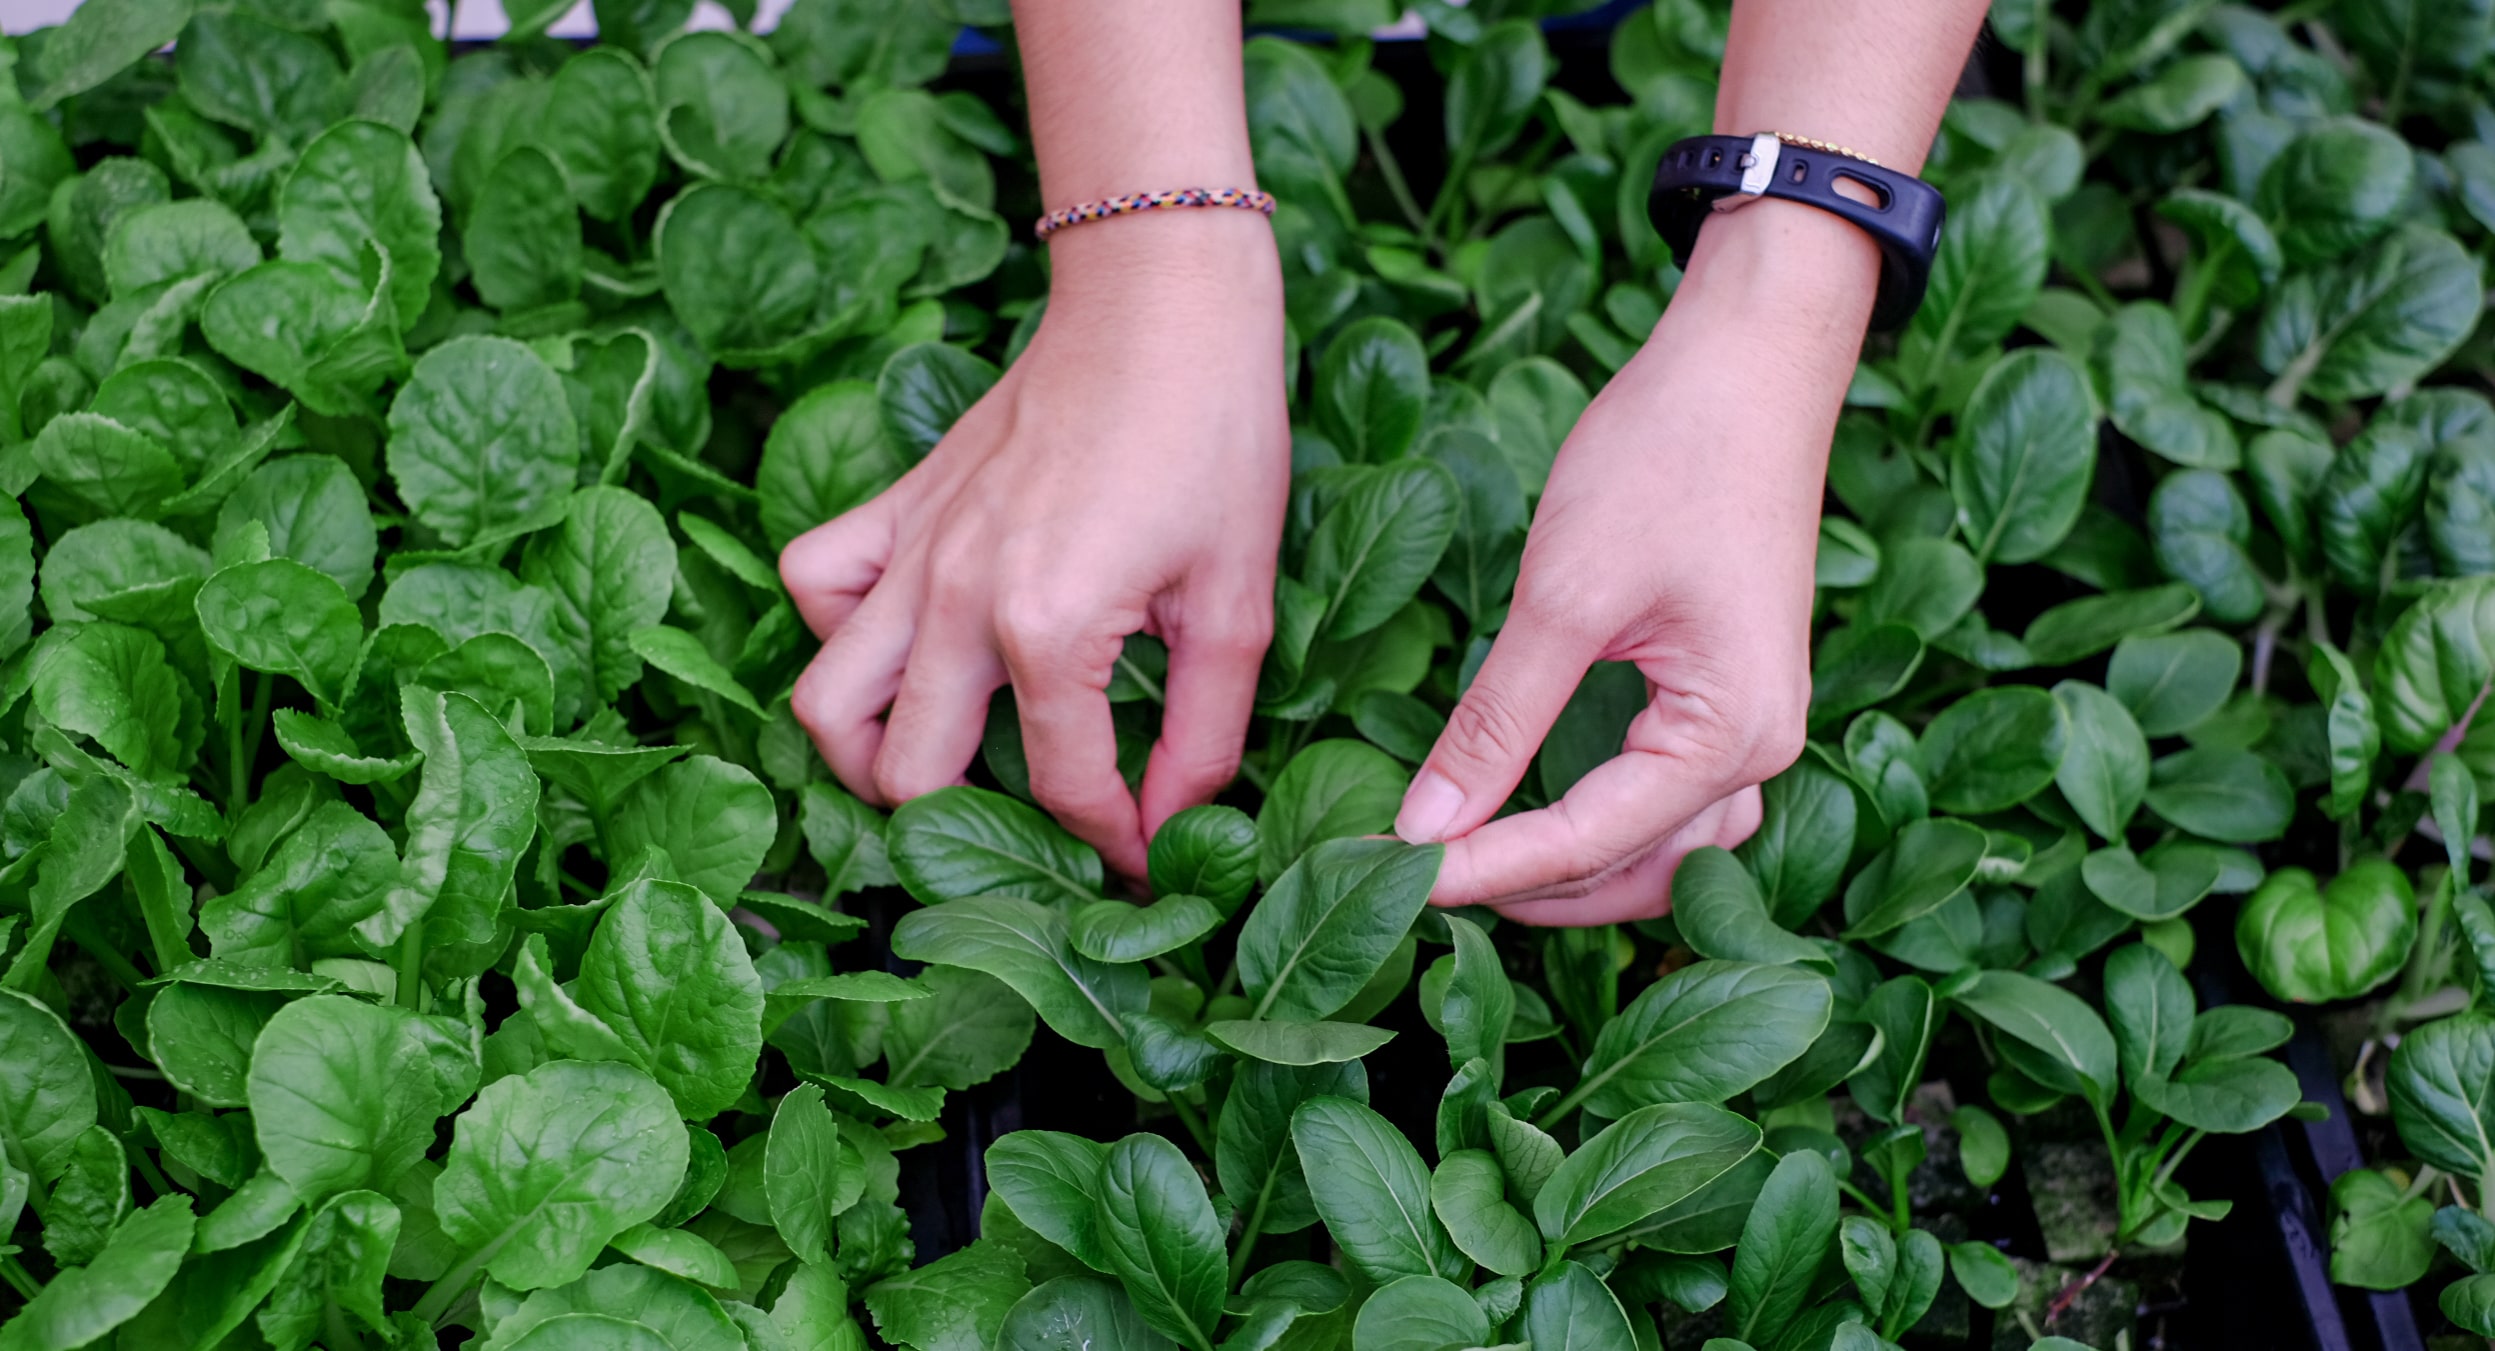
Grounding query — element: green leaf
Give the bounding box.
[1303,460,1461,643]
[538,48,661,223]
[1915,686,2068,814]
[882,967,1036,1092]
[1534,1102,1761,1245]
[218,454,377,600]
[1521,1261,1636,1351]
[1206,1019,1395,1065]
[1289,1095,1465,1284]
[1147,805,1260,915]
[26,622,194,782]
[1839,819,1987,940]
[32,413,182,520]
[864,1241,1032,1351]
[2237,861,2417,1003]
[1951,348,2097,564]
[1849,976,1940,1125]
[1218,1060,1366,1239]
[889,785,1103,907]
[996,1277,1177,1351]
[2080,843,2220,922]
[2108,629,2241,736]
[1808,622,1926,726]
[2316,419,2431,589]
[1429,1152,1539,1276]
[878,342,999,461]
[626,624,765,717]
[30,0,194,111]
[2311,642,2379,819]
[557,879,765,1118]
[2256,117,2414,267]
[2144,746,2294,842]
[988,1131,1110,1272]
[277,119,440,330]
[437,1059,688,1292]
[1256,740,1407,885]
[1071,897,1224,964]
[892,894,1147,1050]
[1096,1133,1227,1351]
[1239,837,1442,1022]
[357,688,539,953]
[2025,585,2203,667]
[1947,1240,2020,1309]
[386,335,579,548]
[1949,970,2118,1106]
[147,983,285,1108]
[257,1190,399,1351]
[1354,1275,1490,1351]
[1860,540,1984,641]
[199,800,395,966]
[2376,578,2495,753]
[1907,175,2049,372]
[1573,961,1832,1116]
[656,184,820,357]
[0,1195,193,1351]
[1671,847,1827,969]
[520,488,675,717]
[248,995,465,1203]
[605,1221,739,1290]
[757,381,903,550]
[765,1082,856,1265]
[2257,226,2481,402]
[202,259,405,420]
[2051,682,2149,840]
[1723,1151,1838,1348]
[1317,317,1430,463]
[1949,1105,2010,1188]
[1444,21,1548,162]
[607,754,776,903]
[197,558,363,709]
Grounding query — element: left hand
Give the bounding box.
[1393,203,1873,924]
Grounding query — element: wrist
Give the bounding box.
[1041,207,1283,318]
[1670,198,1882,348]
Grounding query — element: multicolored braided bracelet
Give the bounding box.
[1032,187,1277,242]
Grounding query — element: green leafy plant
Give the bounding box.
[4,0,2495,1348]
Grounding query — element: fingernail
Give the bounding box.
[1396,770,1464,844]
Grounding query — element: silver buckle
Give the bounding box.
[1711,132,1781,213]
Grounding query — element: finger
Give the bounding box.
[873,619,1007,804]
[789,583,915,804]
[1479,789,1752,925]
[1138,600,1269,837]
[1003,622,1149,879]
[780,494,900,639]
[1395,610,1601,845]
[1429,735,1742,908]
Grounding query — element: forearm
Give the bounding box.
[1631,0,1990,445]
[1011,0,1275,299]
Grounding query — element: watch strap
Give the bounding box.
[1648,133,1945,332]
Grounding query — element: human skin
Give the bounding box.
[782,0,1991,912]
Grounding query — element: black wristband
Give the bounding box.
[1648,133,1945,332]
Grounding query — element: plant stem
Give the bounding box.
[130,1147,175,1202]
[1363,121,1435,252]
[1423,147,1475,243]
[0,1254,39,1301]
[1167,1092,1216,1156]
[1228,1185,1271,1290]
[326,1301,369,1351]
[394,920,426,1011]
[1116,653,1166,706]
[413,1246,490,1327]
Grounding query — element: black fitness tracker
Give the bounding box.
[1648,133,1945,332]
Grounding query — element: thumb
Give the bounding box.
[1396,615,1598,844]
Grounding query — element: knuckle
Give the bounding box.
[1441,683,1535,771]
[993,590,1083,663]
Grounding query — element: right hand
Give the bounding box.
[780,213,1289,879]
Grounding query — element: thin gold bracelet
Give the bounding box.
[1764,131,1881,167]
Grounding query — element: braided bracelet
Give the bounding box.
[1032,187,1277,242]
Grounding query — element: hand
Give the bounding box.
[781,215,1288,879]
[1393,203,1874,924]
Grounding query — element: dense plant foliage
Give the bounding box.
[3,0,2495,1348]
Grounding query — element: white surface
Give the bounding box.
[0,0,804,38]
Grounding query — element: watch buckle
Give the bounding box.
[1712,132,1781,213]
